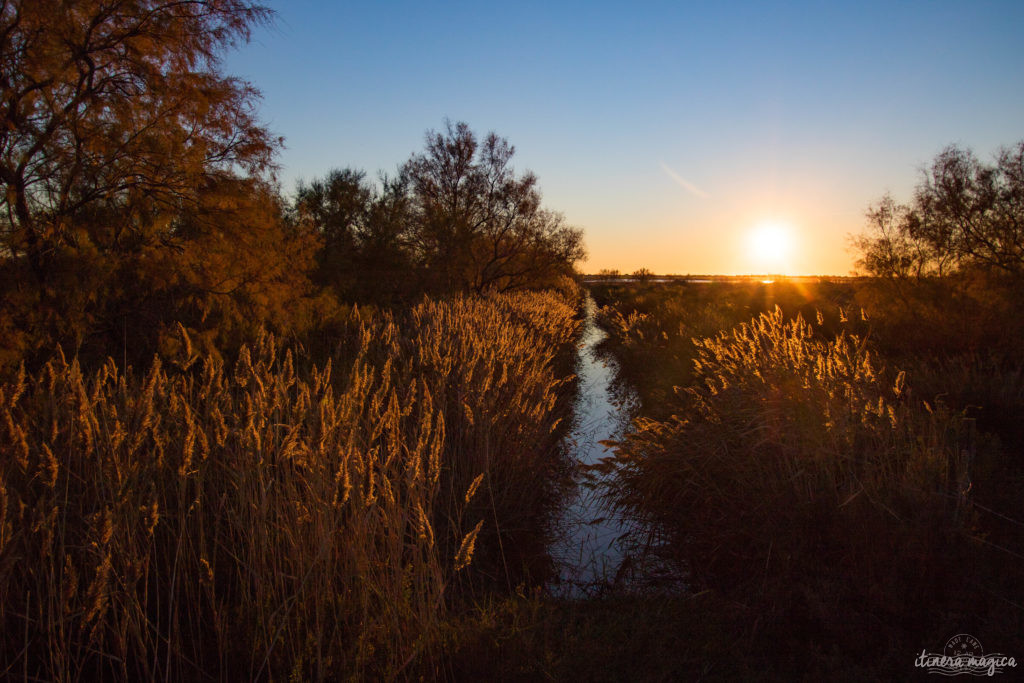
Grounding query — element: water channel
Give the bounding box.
[548,294,641,596]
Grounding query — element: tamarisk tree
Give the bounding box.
[0,0,279,281]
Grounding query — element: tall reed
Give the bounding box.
[603,306,971,628]
[0,290,577,681]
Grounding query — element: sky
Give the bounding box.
[225,1,1024,275]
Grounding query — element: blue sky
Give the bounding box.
[226,1,1024,274]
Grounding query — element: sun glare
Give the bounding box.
[747,220,794,273]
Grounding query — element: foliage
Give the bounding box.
[592,280,860,418]
[403,121,585,295]
[0,176,324,375]
[0,0,332,377]
[293,168,419,304]
[0,0,278,280]
[596,282,1024,667]
[294,168,369,293]
[292,123,588,304]
[606,306,969,589]
[855,143,1024,281]
[853,143,1024,355]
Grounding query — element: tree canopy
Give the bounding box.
[853,142,1024,354]
[0,0,328,372]
[0,0,278,280]
[405,121,584,294]
[855,142,1024,282]
[295,122,586,299]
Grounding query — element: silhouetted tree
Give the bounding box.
[353,173,417,302]
[856,142,1024,282]
[403,121,584,294]
[854,142,1024,354]
[294,168,370,293]
[293,169,418,303]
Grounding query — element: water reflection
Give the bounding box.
[549,294,640,596]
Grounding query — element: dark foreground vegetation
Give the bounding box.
[1,293,582,680]
[0,2,589,679]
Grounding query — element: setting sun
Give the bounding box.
[747,220,795,273]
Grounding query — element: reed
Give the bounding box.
[601,305,973,642]
[591,280,862,419]
[0,290,578,681]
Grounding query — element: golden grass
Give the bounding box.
[602,305,972,621]
[0,290,578,681]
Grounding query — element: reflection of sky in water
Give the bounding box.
[549,295,640,596]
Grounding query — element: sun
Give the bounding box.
[747,220,795,273]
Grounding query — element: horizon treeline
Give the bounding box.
[0,1,584,376]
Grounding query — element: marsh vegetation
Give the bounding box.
[588,275,1024,677]
[2,1,1023,680]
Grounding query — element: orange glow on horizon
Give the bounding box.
[576,201,855,277]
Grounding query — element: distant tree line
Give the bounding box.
[0,1,584,373]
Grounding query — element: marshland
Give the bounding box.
[3,1,1024,681]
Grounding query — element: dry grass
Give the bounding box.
[591,280,862,420]
[600,304,979,654]
[0,290,578,681]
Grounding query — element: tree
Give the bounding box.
[293,169,417,303]
[292,124,585,302]
[0,0,278,282]
[353,172,417,302]
[132,175,318,359]
[855,142,1024,282]
[0,1,333,373]
[853,142,1024,354]
[294,168,370,292]
[403,121,584,294]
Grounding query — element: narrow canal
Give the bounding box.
[549,293,640,596]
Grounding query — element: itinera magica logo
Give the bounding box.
[915,634,1017,677]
